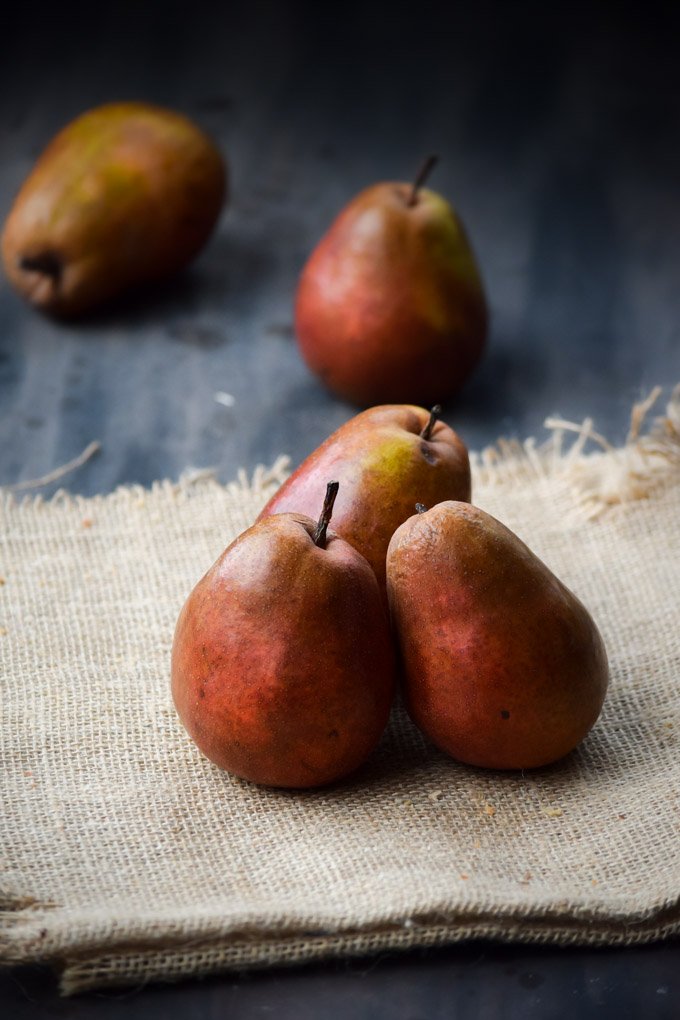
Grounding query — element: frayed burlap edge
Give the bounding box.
[58,910,680,995]
[2,384,678,516]
[470,384,680,516]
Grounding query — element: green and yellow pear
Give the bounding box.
[258,404,471,591]
[1,101,226,316]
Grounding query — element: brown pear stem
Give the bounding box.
[407,154,439,206]
[420,405,442,441]
[313,481,340,549]
[415,503,429,514]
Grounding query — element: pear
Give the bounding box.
[171,482,396,788]
[1,101,226,316]
[257,404,471,592]
[295,156,488,407]
[386,502,609,769]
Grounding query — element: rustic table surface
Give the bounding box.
[1,1,679,1016]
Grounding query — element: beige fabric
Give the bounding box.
[1,390,680,995]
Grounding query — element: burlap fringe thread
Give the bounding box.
[471,384,680,515]
[3,385,679,512]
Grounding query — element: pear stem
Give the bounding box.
[420,405,442,441]
[407,154,439,206]
[415,503,429,514]
[313,481,340,549]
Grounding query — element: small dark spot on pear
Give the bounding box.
[199,688,206,699]
[328,729,339,739]
[500,710,510,719]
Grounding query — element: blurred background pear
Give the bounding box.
[1,101,226,317]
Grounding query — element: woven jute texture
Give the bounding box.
[1,389,680,995]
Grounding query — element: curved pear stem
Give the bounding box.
[420,405,442,441]
[313,481,339,549]
[407,154,439,206]
[415,503,429,514]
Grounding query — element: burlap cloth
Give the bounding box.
[2,389,679,995]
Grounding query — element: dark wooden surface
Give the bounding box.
[1,0,679,1015]
[3,941,679,1019]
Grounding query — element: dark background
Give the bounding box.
[1,0,679,1015]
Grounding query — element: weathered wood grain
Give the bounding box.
[1,2,678,497]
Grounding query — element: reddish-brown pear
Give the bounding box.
[257,404,471,591]
[295,156,488,406]
[1,102,226,316]
[172,483,396,788]
[386,501,609,770]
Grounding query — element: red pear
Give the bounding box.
[172,483,396,788]
[387,501,609,770]
[295,157,488,406]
